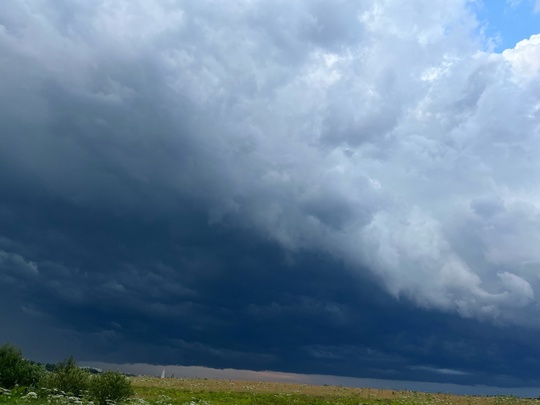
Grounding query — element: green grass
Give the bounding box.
[133,386,368,404]
[1,377,538,405]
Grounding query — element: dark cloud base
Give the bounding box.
[1,177,540,389]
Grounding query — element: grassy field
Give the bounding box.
[1,376,538,404]
[129,377,537,405]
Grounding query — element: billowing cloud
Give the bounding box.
[503,33,540,77]
[1,0,540,387]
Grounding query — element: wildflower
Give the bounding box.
[23,391,38,399]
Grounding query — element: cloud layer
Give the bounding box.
[1,0,540,387]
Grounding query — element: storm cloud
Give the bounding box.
[1,0,540,389]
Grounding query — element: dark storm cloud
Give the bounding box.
[2,187,540,386]
[1,0,540,390]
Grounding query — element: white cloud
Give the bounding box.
[1,0,540,326]
[502,34,540,78]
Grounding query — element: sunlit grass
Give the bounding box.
[1,376,537,404]
[129,377,538,405]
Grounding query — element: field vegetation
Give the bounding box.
[128,377,539,405]
[0,343,133,405]
[1,342,538,405]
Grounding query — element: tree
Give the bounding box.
[42,355,89,396]
[0,343,45,389]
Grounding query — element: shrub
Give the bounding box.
[0,343,45,389]
[89,370,134,405]
[42,356,90,396]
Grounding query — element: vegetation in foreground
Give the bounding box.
[1,342,539,404]
[0,343,133,405]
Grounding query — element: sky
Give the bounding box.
[475,0,540,51]
[1,0,540,394]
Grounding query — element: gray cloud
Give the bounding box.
[1,0,540,388]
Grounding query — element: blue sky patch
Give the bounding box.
[476,0,540,51]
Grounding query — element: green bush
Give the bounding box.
[0,343,45,389]
[88,370,134,405]
[42,356,90,396]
